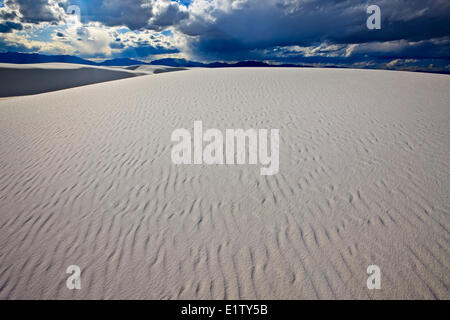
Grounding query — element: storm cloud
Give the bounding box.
[175,0,450,61]
[0,0,449,70]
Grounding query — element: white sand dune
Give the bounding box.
[0,63,187,97]
[120,65,188,74]
[0,68,449,299]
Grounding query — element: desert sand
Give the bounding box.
[0,63,187,97]
[0,66,449,299]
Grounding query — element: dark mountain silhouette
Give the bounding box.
[149,58,312,68]
[98,58,151,66]
[0,52,313,69]
[0,52,97,65]
[150,58,206,67]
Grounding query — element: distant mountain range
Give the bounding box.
[2,52,447,75]
[0,52,97,65]
[0,52,313,69]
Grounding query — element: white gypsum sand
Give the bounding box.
[0,63,188,97]
[0,67,448,299]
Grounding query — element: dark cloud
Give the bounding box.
[3,0,155,29]
[0,9,18,20]
[72,0,152,29]
[68,0,188,30]
[0,20,22,32]
[348,39,450,61]
[148,0,189,31]
[120,44,179,58]
[178,0,450,61]
[5,0,67,23]
[109,41,125,49]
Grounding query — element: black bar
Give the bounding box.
[0,300,444,318]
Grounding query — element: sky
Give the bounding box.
[0,0,449,72]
